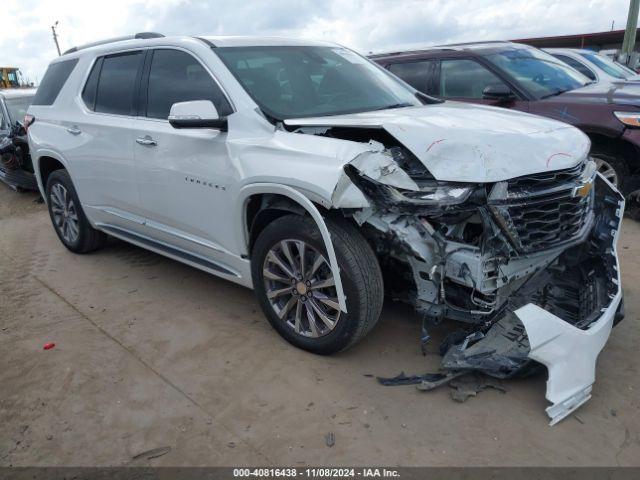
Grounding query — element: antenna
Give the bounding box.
[51,21,61,56]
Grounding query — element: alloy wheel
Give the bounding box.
[50,183,80,244]
[262,239,341,338]
[594,158,619,187]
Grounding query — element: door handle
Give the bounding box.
[66,126,81,135]
[136,136,157,146]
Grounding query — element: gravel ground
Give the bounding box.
[0,182,639,466]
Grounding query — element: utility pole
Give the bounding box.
[51,21,61,56]
[621,0,639,64]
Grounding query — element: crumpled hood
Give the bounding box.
[285,102,590,183]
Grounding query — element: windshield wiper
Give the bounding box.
[368,103,414,112]
[540,88,571,99]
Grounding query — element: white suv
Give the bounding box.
[28,33,624,424]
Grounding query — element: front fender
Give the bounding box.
[236,183,347,313]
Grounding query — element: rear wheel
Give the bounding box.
[45,170,107,253]
[251,214,384,354]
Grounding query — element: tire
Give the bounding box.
[591,148,629,191]
[45,169,107,253]
[251,214,384,355]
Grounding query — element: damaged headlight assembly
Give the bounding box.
[344,164,475,208]
[389,184,473,206]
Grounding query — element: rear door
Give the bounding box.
[69,50,146,230]
[434,58,529,112]
[132,48,237,264]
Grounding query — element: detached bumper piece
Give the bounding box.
[0,136,37,191]
[441,175,624,425]
[0,163,38,191]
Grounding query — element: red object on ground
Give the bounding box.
[43,342,55,350]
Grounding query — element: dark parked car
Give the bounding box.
[371,42,640,195]
[0,88,37,191]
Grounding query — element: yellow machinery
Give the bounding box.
[0,67,24,89]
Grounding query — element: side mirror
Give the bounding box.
[482,83,516,102]
[168,100,227,130]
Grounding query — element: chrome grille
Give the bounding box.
[490,161,595,254]
[506,161,585,193]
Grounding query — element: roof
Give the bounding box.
[199,35,338,48]
[544,48,594,55]
[370,41,529,60]
[0,88,37,99]
[60,33,340,58]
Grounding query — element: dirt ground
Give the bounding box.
[0,181,639,467]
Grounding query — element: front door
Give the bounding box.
[132,48,237,266]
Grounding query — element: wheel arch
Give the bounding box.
[237,183,347,313]
[34,150,70,199]
[587,132,639,173]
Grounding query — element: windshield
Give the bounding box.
[580,52,636,80]
[215,46,422,119]
[486,47,590,99]
[5,96,33,124]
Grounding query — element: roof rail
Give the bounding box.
[63,32,165,55]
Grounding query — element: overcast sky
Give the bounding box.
[0,0,634,83]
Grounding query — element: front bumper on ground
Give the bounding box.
[517,294,620,425]
[442,174,624,425]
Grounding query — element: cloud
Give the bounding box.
[0,0,631,82]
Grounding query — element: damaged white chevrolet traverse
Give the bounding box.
[28,34,624,424]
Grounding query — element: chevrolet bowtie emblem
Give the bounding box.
[574,180,593,198]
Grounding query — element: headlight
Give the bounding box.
[389,184,473,205]
[614,111,640,127]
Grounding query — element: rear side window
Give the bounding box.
[94,51,143,115]
[388,61,433,93]
[144,49,232,119]
[32,59,79,105]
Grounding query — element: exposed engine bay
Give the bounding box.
[292,124,624,425]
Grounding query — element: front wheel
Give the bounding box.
[251,214,384,355]
[591,150,628,190]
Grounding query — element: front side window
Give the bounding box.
[551,54,596,81]
[439,59,506,99]
[388,60,434,94]
[94,51,143,115]
[215,46,422,120]
[580,52,633,80]
[145,49,232,120]
[486,47,589,99]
